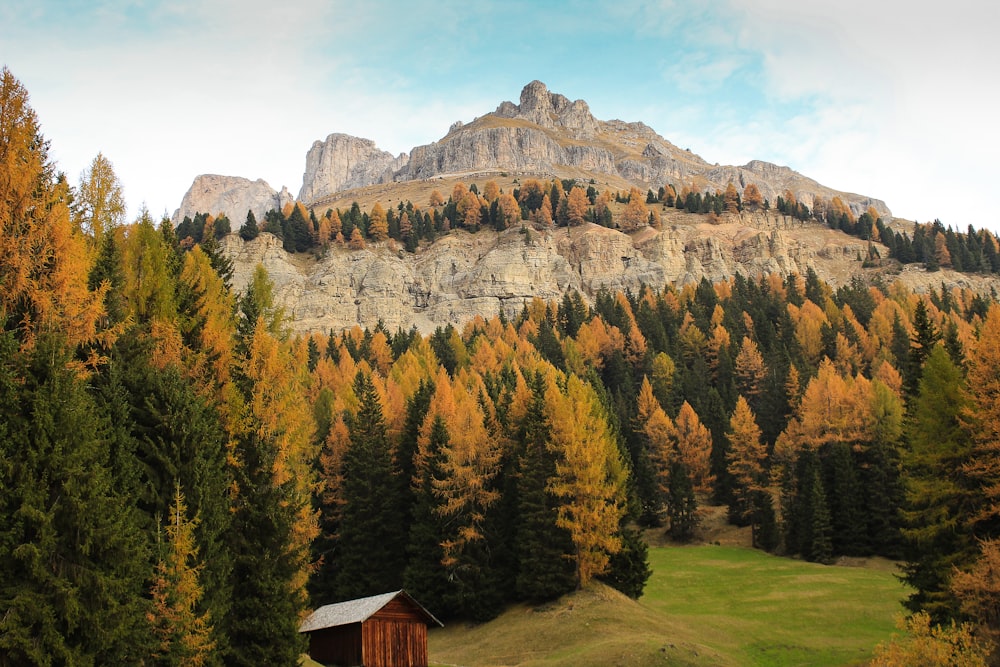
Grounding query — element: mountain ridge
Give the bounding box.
[174,81,889,225]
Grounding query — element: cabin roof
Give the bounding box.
[299,590,443,633]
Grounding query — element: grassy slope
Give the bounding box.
[428,545,907,667]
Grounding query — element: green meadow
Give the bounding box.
[428,544,907,667]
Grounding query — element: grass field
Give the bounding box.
[428,544,908,667]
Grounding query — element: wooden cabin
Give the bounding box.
[299,590,443,667]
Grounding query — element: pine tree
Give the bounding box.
[0,335,152,664]
[514,371,576,601]
[330,370,405,599]
[239,209,259,241]
[403,415,454,617]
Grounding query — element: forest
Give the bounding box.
[4,65,1000,666]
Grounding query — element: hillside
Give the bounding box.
[428,543,905,667]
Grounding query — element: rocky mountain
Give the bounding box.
[179,81,889,224]
[173,175,293,225]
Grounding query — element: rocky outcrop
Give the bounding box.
[173,175,292,225]
[494,80,600,138]
[298,133,408,204]
[224,215,886,335]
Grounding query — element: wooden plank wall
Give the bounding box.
[362,611,429,667]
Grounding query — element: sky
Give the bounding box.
[2,0,998,230]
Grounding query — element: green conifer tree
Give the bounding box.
[331,371,405,599]
[514,372,576,601]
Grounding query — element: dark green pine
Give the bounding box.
[0,335,152,664]
[402,415,453,619]
[331,371,405,600]
[514,372,576,602]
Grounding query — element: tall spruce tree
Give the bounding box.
[331,371,405,599]
[0,336,152,664]
[514,372,576,601]
[402,415,454,617]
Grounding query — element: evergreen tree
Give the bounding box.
[403,415,454,617]
[331,371,405,599]
[666,461,698,540]
[901,346,973,621]
[514,372,576,601]
[239,209,260,241]
[225,421,305,665]
[0,336,152,664]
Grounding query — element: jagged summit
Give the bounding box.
[176,80,890,223]
[493,80,600,138]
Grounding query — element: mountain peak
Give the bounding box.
[492,81,599,138]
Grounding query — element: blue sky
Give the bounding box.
[2,0,998,230]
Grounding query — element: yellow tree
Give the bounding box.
[75,152,126,245]
[636,376,676,519]
[734,336,766,401]
[547,374,627,586]
[482,180,500,202]
[565,186,589,227]
[726,396,768,543]
[535,194,554,226]
[962,305,1000,532]
[147,485,215,666]
[496,192,521,228]
[743,183,764,211]
[0,67,108,357]
[348,227,365,249]
[368,202,389,242]
[723,182,740,214]
[240,316,319,601]
[429,189,445,207]
[620,187,648,231]
[674,401,715,494]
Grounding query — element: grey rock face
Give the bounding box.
[297,133,409,205]
[173,175,291,226]
[224,215,886,336]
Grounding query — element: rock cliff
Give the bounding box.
[297,133,408,204]
[224,214,914,335]
[173,175,292,225]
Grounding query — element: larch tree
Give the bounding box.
[368,202,389,242]
[743,183,763,211]
[547,374,627,587]
[564,186,589,227]
[726,396,769,544]
[75,152,126,245]
[674,401,715,494]
[0,67,108,358]
[723,182,740,214]
[147,484,215,667]
[962,304,1000,539]
[620,187,648,231]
